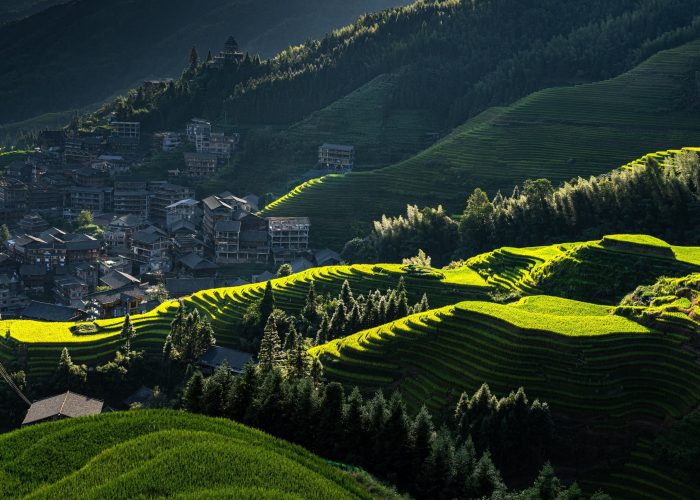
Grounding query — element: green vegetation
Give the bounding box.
[0,263,488,378]
[263,39,700,248]
[0,410,384,499]
[310,294,698,428]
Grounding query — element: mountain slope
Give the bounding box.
[0,410,381,499]
[262,39,700,248]
[0,263,489,377]
[0,0,408,128]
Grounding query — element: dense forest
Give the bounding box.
[107,0,700,133]
[342,151,700,265]
[0,0,408,127]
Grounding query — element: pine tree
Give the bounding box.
[412,405,435,479]
[469,452,506,499]
[225,362,258,421]
[329,303,347,339]
[183,371,204,413]
[119,314,136,354]
[201,362,234,416]
[206,49,213,63]
[314,313,330,345]
[342,387,368,464]
[315,382,346,457]
[302,281,319,323]
[419,428,455,498]
[258,316,282,371]
[339,280,354,309]
[259,281,275,322]
[379,392,413,488]
[310,357,324,387]
[287,331,309,378]
[189,46,199,71]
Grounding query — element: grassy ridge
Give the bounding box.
[310,295,700,428]
[0,264,489,377]
[0,410,380,499]
[261,39,700,248]
[466,235,700,303]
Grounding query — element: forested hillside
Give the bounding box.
[100,0,700,241]
[0,0,408,128]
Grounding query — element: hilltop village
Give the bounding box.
[0,73,357,322]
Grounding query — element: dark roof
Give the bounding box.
[90,284,146,305]
[110,213,145,228]
[19,264,47,277]
[202,195,229,211]
[170,219,197,233]
[65,235,100,251]
[315,248,342,266]
[22,301,81,322]
[132,229,167,245]
[214,220,241,232]
[178,253,218,271]
[100,270,140,289]
[198,346,252,373]
[23,391,103,425]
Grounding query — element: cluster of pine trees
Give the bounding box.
[357,151,700,264]
[182,360,586,499]
[240,278,429,352]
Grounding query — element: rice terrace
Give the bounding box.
[4,0,700,498]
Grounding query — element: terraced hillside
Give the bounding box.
[0,264,489,378]
[465,234,700,303]
[262,39,700,248]
[0,410,384,499]
[311,295,700,428]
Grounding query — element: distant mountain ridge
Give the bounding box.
[0,0,409,127]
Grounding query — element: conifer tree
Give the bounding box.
[343,387,368,464]
[379,392,413,487]
[302,280,319,323]
[258,316,282,371]
[225,362,258,421]
[189,46,199,71]
[412,405,435,478]
[329,303,347,338]
[416,293,430,313]
[339,280,354,309]
[310,357,324,387]
[419,428,455,498]
[119,314,136,354]
[183,371,204,413]
[287,331,309,378]
[201,362,234,416]
[206,49,213,63]
[313,313,330,345]
[315,382,346,457]
[259,281,275,323]
[469,452,506,499]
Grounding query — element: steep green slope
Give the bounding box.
[310,295,700,429]
[0,0,408,129]
[0,264,488,377]
[262,40,700,248]
[467,234,700,304]
[0,410,381,499]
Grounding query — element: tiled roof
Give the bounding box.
[23,391,103,425]
[198,346,253,374]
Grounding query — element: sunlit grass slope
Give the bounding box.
[310,294,700,430]
[262,38,700,248]
[0,410,380,500]
[0,264,489,377]
[466,234,700,303]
